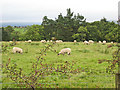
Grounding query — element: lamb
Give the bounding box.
[13,47,23,54]
[58,48,71,55]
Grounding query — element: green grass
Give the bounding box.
[2,41,118,88]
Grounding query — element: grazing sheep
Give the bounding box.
[13,47,23,54]
[58,48,71,55]
[103,40,106,45]
[89,40,94,44]
[28,40,32,43]
[84,41,89,45]
[40,40,46,43]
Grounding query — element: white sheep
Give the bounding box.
[50,40,53,42]
[89,40,94,44]
[47,40,50,42]
[74,40,77,43]
[111,41,113,44]
[84,41,89,45]
[59,40,63,42]
[13,47,23,54]
[56,40,63,43]
[58,48,71,55]
[9,41,12,43]
[40,40,46,43]
[28,40,32,43]
[98,41,102,43]
[103,40,106,45]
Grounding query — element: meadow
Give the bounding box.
[1,41,118,88]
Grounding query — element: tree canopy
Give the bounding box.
[1,8,119,42]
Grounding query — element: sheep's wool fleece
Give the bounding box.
[13,47,23,53]
[60,48,71,53]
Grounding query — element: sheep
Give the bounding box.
[25,40,32,43]
[9,41,12,43]
[25,41,28,43]
[59,40,63,42]
[56,40,60,43]
[47,40,50,42]
[103,40,106,45]
[58,48,71,55]
[84,41,89,45]
[89,40,94,44]
[98,41,102,43]
[28,40,32,43]
[56,40,63,43]
[111,41,113,44]
[40,40,46,43]
[50,40,53,42]
[74,40,77,43]
[13,47,23,54]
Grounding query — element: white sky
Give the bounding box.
[1,0,120,22]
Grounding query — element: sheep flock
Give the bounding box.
[9,39,116,55]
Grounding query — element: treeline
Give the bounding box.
[1,8,119,42]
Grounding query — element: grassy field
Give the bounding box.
[1,41,118,88]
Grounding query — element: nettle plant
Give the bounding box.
[98,44,120,74]
[2,42,86,89]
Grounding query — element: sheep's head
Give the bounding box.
[58,52,61,55]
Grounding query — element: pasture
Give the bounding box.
[1,41,118,88]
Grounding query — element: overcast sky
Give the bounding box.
[1,0,120,23]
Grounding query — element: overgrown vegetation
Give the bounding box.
[1,42,117,88]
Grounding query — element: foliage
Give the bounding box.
[2,42,116,88]
[25,25,44,41]
[98,44,120,74]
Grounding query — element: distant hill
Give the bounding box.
[0,20,118,27]
[0,22,41,27]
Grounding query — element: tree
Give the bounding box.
[72,26,88,41]
[3,26,14,41]
[42,8,86,41]
[25,25,44,41]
